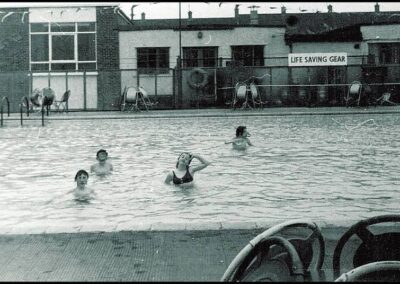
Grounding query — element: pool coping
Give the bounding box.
[0,219,390,235]
[2,105,400,122]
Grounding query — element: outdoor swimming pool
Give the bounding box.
[0,113,399,232]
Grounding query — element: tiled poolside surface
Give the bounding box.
[0,225,361,281]
[1,106,399,281]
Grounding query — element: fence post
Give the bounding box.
[42,104,45,126]
[172,68,176,109]
[269,67,272,104]
[83,71,87,110]
[214,68,217,103]
[154,72,158,100]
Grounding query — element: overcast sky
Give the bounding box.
[1,2,400,19]
[119,2,400,19]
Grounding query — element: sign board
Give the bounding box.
[288,53,347,66]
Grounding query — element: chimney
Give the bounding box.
[188,10,192,19]
[327,4,333,13]
[375,2,380,12]
[250,9,258,25]
[234,4,239,18]
[141,12,145,20]
[281,6,286,14]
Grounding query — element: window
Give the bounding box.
[368,43,400,64]
[137,47,169,74]
[182,47,218,68]
[30,22,96,71]
[231,45,264,66]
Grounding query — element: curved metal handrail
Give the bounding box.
[0,96,10,127]
[20,96,29,126]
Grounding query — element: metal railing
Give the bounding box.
[0,96,9,127]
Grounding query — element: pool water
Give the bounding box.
[0,113,399,231]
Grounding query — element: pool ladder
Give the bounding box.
[0,96,47,127]
[0,96,10,127]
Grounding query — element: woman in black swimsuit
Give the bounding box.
[164,152,210,185]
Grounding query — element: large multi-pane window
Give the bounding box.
[231,45,264,66]
[368,42,400,64]
[30,22,96,71]
[182,47,218,68]
[137,47,169,74]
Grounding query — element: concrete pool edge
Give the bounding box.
[0,219,393,235]
[2,106,400,122]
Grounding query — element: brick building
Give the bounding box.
[0,3,131,112]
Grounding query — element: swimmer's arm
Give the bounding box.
[191,154,211,173]
[164,171,173,184]
[110,163,114,171]
[247,138,254,146]
[90,164,95,173]
[224,137,237,144]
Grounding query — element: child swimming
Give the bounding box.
[90,149,113,176]
[73,169,96,200]
[225,126,253,150]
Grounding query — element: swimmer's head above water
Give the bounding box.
[96,149,108,161]
[74,169,89,188]
[176,152,193,168]
[236,126,250,137]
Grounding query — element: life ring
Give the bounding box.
[187,68,208,90]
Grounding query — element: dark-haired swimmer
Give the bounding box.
[225,126,253,150]
[74,169,96,199]
[164,153,210,185]
[90,149,113,176]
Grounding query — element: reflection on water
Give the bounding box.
[0,114,399,229]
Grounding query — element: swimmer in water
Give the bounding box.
[90,149,113,176]
[164,152,210,185]
[225,126,253,150]
[73,169,96,199]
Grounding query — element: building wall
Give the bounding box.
[0,8,30,112]
[361,24,400,41]
[0,5,122,113]
[119,26,287,108]
[96,8,122,110]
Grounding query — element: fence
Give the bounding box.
[0,56,399,112]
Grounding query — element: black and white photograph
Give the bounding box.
[0,1,399,281]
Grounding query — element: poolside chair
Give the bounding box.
[333,214,400,281]
[26,88,44,113]
[232,82,251,110]
[221,219,325,282]
[376,92,397,106]
[345,81,363,107]
[53,90,71,113]
[121,86,157,112]
[249,82,267,109]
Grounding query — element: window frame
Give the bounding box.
[231,45,265,67]
[182,46,218,68]
[137,47,170,75]
[368,42,400,64]
[30,22,97,71]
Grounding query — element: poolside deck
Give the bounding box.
[0,225,355,281]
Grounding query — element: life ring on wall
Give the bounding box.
[187,68,208,90]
